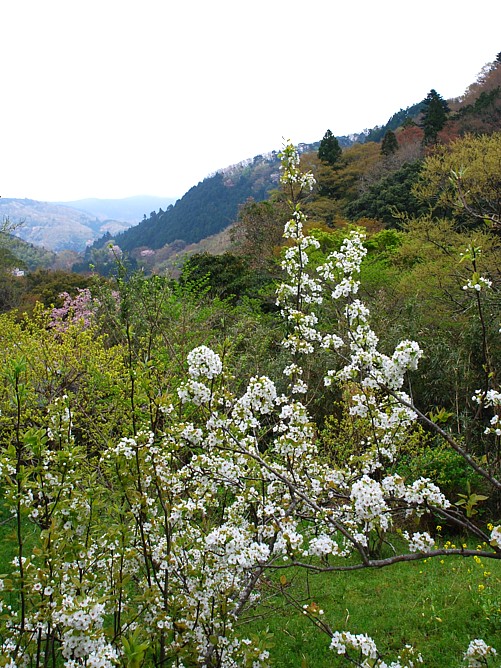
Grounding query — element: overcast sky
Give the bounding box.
[1,0,500,202]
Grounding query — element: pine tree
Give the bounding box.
[381,130,399,156]
[421,89,450,145]
[318,129,342,165]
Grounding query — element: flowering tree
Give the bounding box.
[49,288,98,332]
[0,142,500,667]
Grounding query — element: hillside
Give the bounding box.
[115,153,283,251]
[0,232,56,271]
[78,152,287,273]
[0,198,135,252]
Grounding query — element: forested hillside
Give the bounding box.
[100,154,282,250]
[76,53,501,279]
[0,229,56,311]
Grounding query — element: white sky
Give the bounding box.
[1,0,500,202]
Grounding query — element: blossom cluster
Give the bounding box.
[330,631,378,660]
[490,525,501,549]
[463,639,498,667]
[279,141,316,192]
[53,596,117,664]
[462,276,493,292]
[317,231,367,300]
[402,531,436,553]
[187,345,223,380]
[50,288,98,332]
[330,632,423,668]
[472,389,501,436]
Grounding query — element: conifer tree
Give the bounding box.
[381,129,398,156]
[421,89,450,145]
[318,129,342,165]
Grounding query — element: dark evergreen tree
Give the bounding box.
[421,89,450,145]
[381,130,398,156]
[318,129,342,165]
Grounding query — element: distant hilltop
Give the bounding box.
[0,196,176,252]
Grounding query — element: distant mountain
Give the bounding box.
[0,198,136,252]
[56,195,177,224]
[83,137,379,269]
[91,152,285,255]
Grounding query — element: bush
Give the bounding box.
[398,443,486,506]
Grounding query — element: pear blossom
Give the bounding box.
[490,525,501,549]
[464,639,497,667]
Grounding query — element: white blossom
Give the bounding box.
[330,631,378,659]
[187,345,223,380]
[464,639,497,667]
[403,531,436,553]
[462,276,492,292]
[490,525,501,549]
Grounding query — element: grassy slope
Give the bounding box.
[242,548,501,667]
[1,511,499,667]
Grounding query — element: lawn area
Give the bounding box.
[2,506,500,667]
[241,547,501,667]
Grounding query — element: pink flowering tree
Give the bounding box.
[49,288,99,332]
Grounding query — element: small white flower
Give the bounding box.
[464,638,497,667]
[490,525,501,549]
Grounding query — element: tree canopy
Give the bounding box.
[413,131,501,230]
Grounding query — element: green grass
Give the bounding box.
[241,549,501,667]
[0,512,19,572]
[1,512,500,666]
